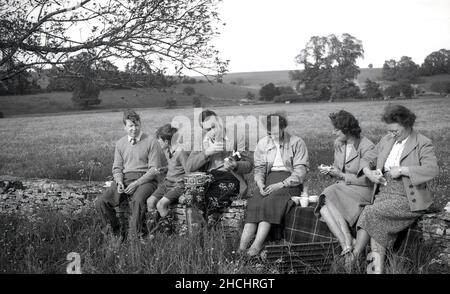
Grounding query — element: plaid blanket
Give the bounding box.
[283,203,336,244]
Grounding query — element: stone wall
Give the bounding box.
[1,175,449,267]
[0,176,246,232]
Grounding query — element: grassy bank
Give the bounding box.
[0,208,445,274]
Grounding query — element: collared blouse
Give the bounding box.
[254,132,309,187]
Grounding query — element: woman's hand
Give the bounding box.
[364,168,386,184]
[263,182,284,196]
[388,166,402,178]
[257,181,266,196]
[328,166,344,179]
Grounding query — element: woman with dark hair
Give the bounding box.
[314,110,375,258]
[352,104,439,273]
[238,112,309,256]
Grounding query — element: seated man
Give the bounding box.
[95,109,167,240]
[185,109,253,224]
[146,124,190,231]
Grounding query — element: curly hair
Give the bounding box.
[381,104,416,128]
[122,109,140,125]
[329,110,361,138]
[156,124,178,142]
[266,112,288,132]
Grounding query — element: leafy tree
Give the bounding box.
[290,33,364,101]
[277,86,295,95]
[420,49,450,76]
[165,97,177,109]
[259,83,280,101]
[192,96,202,107]
[0,0,228,82]
[382,56,420,83]
[364,78,383,99]
[398,82,414,98]
[384,84,401,98]
[430,81,450,96]
[0,61,32,95]
[69,53,101,108]
[245,91,256,100]
[183,86,196,96]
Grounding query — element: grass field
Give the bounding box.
[0,97,449,273]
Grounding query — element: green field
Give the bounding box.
[0,83,261,117]
[1,97,449,274]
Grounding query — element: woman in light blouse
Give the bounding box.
[238,113,309,256]
[352,104,439,273]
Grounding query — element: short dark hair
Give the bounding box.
[123,109,140,125]
[329,110,361,138]
[266,112,288,132]
[199,109,217,124]
[381,104,416,128]
[156,124,178,142]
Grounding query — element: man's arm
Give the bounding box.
[185,151,209,173]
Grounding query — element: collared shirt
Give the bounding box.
[384,136,409,171]
[128,131,143,144]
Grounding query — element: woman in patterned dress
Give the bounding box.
[352,104,439,273]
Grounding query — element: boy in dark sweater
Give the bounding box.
[95,110,167,239]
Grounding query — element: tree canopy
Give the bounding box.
[0,0,228,81]
[382,56,420,83]
[289,33,364,101]
[420,49,450,76]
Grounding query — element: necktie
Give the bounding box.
[131,138,136,145]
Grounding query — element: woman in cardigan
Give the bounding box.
[352,104,439,274]
[238,113,309,256]
[314,110,375,257]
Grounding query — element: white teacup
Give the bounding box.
[299,197,309,207]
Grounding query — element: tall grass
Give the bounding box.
[0,208,444,274]
[0,208,278,274]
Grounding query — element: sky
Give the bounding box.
[213,0,450,73]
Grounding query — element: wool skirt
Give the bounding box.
[245,171,302,225]
[314,180,373,227]
[356,174,424,248]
